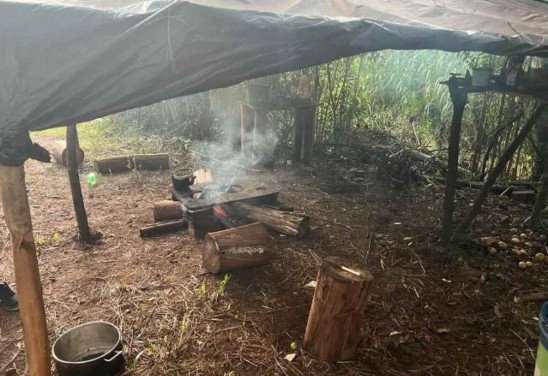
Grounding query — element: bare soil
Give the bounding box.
[1,134,546,375]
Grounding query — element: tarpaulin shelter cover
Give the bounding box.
[0,0,547,163]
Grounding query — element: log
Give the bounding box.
[49,140,84,167]
[189,208,224,240]
[0,164,51,376]
[94,154,169,174]
[511,190,536,203]
[133,153,169,171]
[94,156,133,174]
[224,202,309,237]
[304,256,373,362]
[153,200,183,221]
[202,222,272,273]
[139,219,188,237]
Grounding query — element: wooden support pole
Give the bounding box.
[292,109,304,161]
[531,111,548,230]
[252,109,268,163]
[67,124,92,241]
[0,164,51,376]
[304,256,373,362]
[240,103,254,159]
[300,105,316,164]
[455,105,546,235]
[441,78,468,246]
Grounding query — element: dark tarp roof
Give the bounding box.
[0,0,547,163]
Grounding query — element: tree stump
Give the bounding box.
[202,222,272,273]
[304,256,373,362]
[153,200,183,221]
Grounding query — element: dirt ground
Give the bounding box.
[0,134,546,375]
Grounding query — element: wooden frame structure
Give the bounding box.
[440,73,548,245]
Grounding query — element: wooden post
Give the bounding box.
[441,78,468,246]
[300,105,316,164]
[455,105,546,234]
[292,109,304,162]
[240,103,254,160]
[304,256,373,362]
[0,164,51,376]
[252,109,268,163]
[531,110,548,230]
[67,124,92,241]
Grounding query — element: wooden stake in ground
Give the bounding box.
[455,104,547,235]
[441,77,468,246]
[202,222,272,273]
[0,164,51,376]
[67,124,92,241]
[304,256,373,362]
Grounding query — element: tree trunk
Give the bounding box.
[223,202,309,237]
[441,78,468,246]
[531,113,548,229]
[202,222,272,273]
[304,256,373,362]
[241,103,254,159]
[153,200,183,221]
[67,125,92,241]
[455,104,546,235]
[0,164,51,376]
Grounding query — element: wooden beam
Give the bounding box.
[0,164,51,376]
[441,77,468,246]
[67,124,92,241]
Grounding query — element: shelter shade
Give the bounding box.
[0,0,547,163]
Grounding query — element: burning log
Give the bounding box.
[139,219,188,237]
[189,208,224,240]
[94,154,169,174]
[202,222,273,273]
[153,200,183,222]
[304,257,373,362]
[223,202,309,237]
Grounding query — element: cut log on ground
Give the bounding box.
[49,140,84,167]
[511,190,536,203]
[304,256,373,362]
[133,154,169,171]
[139,219,188,237]
[153,200,183,221]
[202,222,272,273]
[94,154,169,174]
[189,208,224,240]
[94,156,133,174]
[223,202,309,237]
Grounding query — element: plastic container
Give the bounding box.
[471,68,491,87]
[536,302,548,376]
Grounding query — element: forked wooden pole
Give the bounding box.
[0,164,51,376]
[441,77,468,246]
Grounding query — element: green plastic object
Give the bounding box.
[536,302,548,376]
[86,172,98,186]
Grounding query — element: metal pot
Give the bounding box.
[52,321,125,376]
